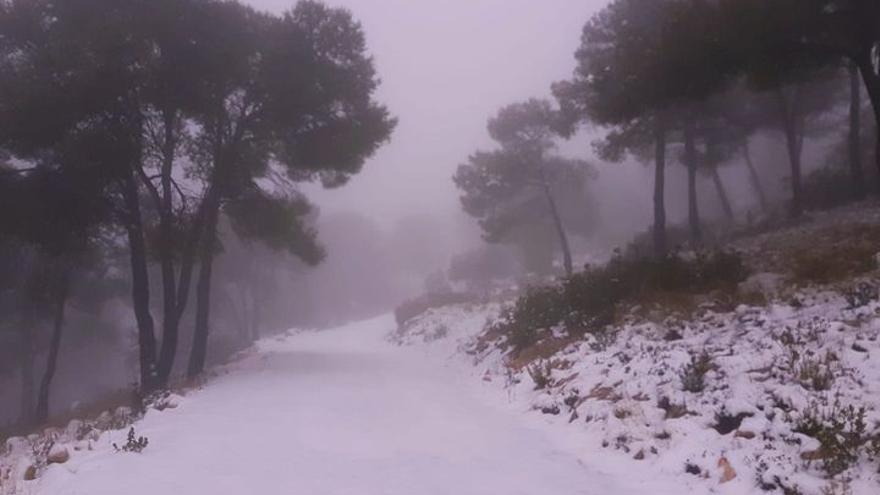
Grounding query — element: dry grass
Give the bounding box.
[744,222,880,286]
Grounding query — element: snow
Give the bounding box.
[395,290,880,494]
[18,315,660,495]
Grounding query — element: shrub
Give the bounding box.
[494,250,747,354]
[113,427,149,454]
[844,282,878,309]
[801,166,856,212]
[793,399,880,477]
[785,347,838,392]
[498,284,568,351]
[394,291,478,327]
[796,356,835,392]
[680,351,713,393]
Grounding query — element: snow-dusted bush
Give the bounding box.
[680,351,713,393]
[492,250,747,354]
[793,399,880,477]
[113,427,148,454]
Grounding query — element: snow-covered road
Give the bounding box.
[37,315,642,495]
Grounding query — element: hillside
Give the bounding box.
[395,202,880,495]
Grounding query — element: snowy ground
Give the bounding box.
[3,315,678,495]
[397,290,880,494]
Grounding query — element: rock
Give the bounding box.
[718,457,736,483]
[540,405,561,415]
[633,449,645,460]
[735,430,756,440]
[47,445,70,464]
[24,465,37,481]
[852,342,868,353]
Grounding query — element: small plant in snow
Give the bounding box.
[113,427,149,453]
[821,480,853,495]
[680,351,713,393]
[843,282,878,309]
[797,358,835,392]
[793,399,880,477]
[791,350,837,391]
[588,328,617,352]
[527,361,553,390]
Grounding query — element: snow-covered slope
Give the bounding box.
[397,294,880,494]
[4,315,673,495]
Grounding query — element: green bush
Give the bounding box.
[681,351,714,393]
[501,285,568,350]
[793,399,880,477]
[802,166,857,212]
[495,250,747,353]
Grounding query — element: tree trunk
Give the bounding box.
[187,194,221,379]
[653,116,668,258]
[856,50,880,193]
[121,167,159,392]
[155,110,180,387]
[18,313,35,426]
[849,61,866,200]
[250,293,261,343]
[710,165,735,222]
[742,140,768,213]
[777,88,804,219]
[538,166,574,276]
[683,117,701,244]
[34,266,70,425]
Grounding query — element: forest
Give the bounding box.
[0,0,395,427]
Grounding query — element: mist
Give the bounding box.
[2,3,880,491]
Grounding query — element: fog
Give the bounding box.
[1,0,871,434]
[249,0,606,224]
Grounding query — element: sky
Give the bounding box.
[244,0,608,227]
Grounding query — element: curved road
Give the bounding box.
[39,315,632,495]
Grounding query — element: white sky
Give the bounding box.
[244,0,608,226]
